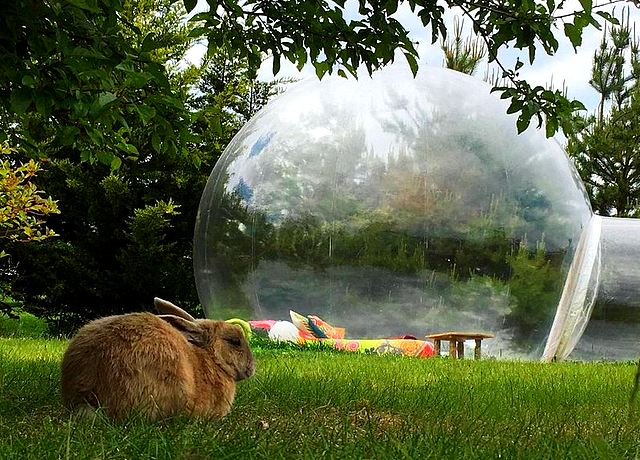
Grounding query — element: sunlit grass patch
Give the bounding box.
[0,310,49,338]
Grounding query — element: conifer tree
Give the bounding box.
[567,8,640,216]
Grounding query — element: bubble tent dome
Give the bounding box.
[194,64,640,361]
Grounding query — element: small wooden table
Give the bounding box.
[426,332,495,360]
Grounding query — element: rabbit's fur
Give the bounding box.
[61,298,255,420]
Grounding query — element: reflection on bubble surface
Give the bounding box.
[194,65,595,359]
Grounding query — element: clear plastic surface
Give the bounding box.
[569,217,640,360]
[194,65,594,359]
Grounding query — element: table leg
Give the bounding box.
[434,339,441,356]
[457,340,465,359]
[474,339,482,360]
[449,339,457,359]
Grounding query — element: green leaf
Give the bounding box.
[564,23,582,50]
[96,92,117,109]
[141,33,159,53]
[124,72,151,89]
[70,47,106,59]
[147,68,170,88]
[34,93,53,118]
[295,48,307,71]
[272,54,281,75]
[545,117,558,138]
[96,150,115,167]
[10,89,32,114]
[110,156,122,170]
[516,114,531,133]
[528,45,536,64]
[571,100,587,111]
[313,61,331,79]
[507,100,523,114]
[85,126,104,145]
[151,133,162,153]
[117,142,139,155]
[115,61,135,73]
[578,0,592,14]
[67,0,100,13]
[158,95,184,110]
[183,0,197,12]
[89,92,117,118]
[595,11,619,25]
[59,126,81,146]
[404,52,419,76]
[210,115,222,136]
[574,12,590,28]
[546,0,555,13]
[136,105,156,125]
[21,75,36,88]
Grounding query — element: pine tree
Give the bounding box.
[566,8,640,217]
[441,18,487,76]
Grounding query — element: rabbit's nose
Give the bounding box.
[243,359,256,380]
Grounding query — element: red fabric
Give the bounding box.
[248,320,277,331]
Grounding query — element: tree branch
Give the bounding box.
[553,0,627,19]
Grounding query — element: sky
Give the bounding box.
[186,1,640,114]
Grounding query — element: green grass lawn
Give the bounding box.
[2,334,640,459]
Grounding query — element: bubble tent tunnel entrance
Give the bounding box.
[550,216,640,361]
[544,215,640,361]
[194,65,640,361]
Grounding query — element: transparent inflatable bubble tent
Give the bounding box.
[194,65,640,361]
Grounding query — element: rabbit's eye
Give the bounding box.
[225,336,242,347]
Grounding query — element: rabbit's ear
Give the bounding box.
[158,315,207,347]
[154,297,196,322]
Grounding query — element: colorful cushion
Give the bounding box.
[308,315,344,339]
[289,310,345,340]
[248,320,276,331]
[288,310,317,340]
[327,338,434,358]
[268,320,302,343]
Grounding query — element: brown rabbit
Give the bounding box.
[61,298,255,420]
